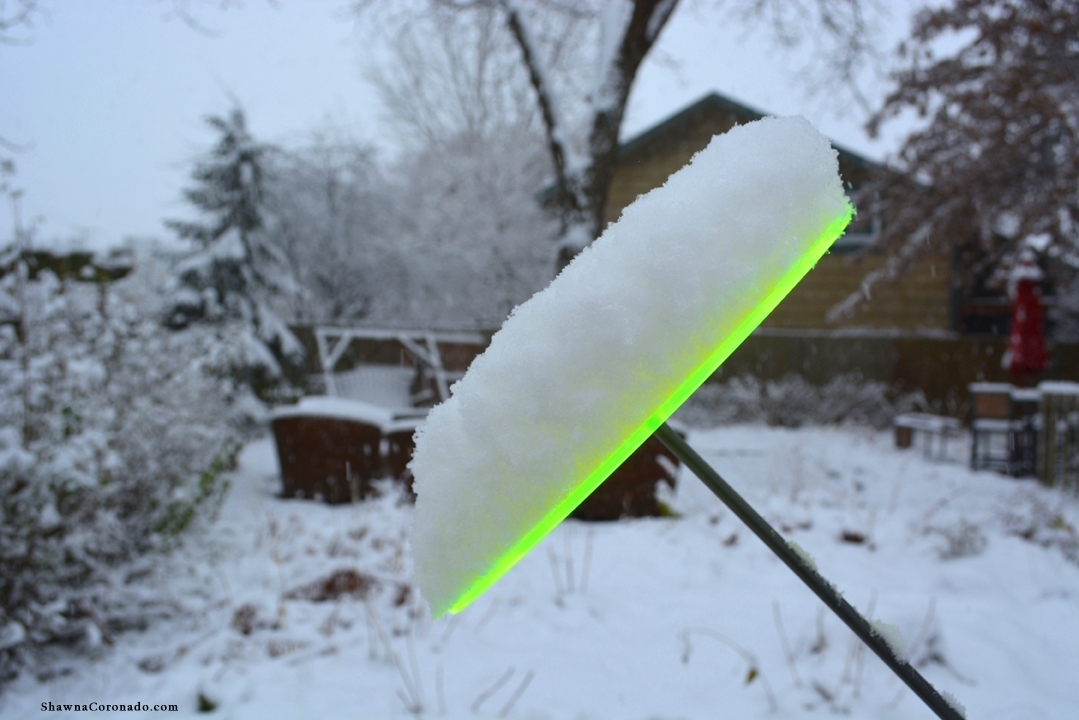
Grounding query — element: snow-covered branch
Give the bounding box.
[504,1,584,223]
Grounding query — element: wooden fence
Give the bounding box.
[290,325,1079,420]
[714,330,1079,417]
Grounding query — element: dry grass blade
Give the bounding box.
[498,670,535,718]
[475,598,501,633]
[547,546,564,596]
[471,666,515,713]
[364,599,422,712]
[564,527,575,594]
[580,527,594,593]
[772,601,802,687]
[680,628,777,712]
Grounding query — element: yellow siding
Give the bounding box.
[605,99,951,332]
[607,112,739,225]
[764,253,953,331]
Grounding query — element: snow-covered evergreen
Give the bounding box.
[165,109,304,389]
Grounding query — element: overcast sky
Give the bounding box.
[0,0,922,252]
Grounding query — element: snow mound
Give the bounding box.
[410,116,853,618]
[269,396,425,428]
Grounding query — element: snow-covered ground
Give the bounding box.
[4,425,1079,719]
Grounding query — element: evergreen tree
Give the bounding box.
[166,108,304,395]
[167,108,268,248]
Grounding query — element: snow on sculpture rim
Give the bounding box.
[409,116,854,618]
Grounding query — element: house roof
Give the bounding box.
[539,91,882,204]
[618,92,880,175]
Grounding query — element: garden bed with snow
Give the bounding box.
[3,425,1078,719]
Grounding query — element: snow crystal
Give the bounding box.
[941,690,968,719]
[786,540,818,572]
[870,620,909,662]
[410,116,851,618]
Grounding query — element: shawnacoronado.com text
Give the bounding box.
[41,702,178,712]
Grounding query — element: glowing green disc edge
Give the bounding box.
[442,205,854,617]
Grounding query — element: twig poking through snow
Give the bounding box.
[772,602,802,687]
[475,598,501,633]
[580,527,594,593]
[471,666,515,713]
[439,612,460,648]
[891,597,938,709]
[547,546,564,597]
[364,600,422,713]
[564,526,575,594]
[908,597,938,664]
[680,628,778,712]
[406,633,424,709]
[811,609,828,655]
[854,593,878,699]
[498,670,535,718]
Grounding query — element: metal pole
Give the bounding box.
[655,422,963,720]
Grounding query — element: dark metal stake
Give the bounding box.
[655,422,963,720]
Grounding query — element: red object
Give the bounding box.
[1005,273,1047,380]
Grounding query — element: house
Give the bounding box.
[608,92,953,333]
[605,93,1078,405]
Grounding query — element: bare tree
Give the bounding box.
[360,1,881,272]
[831,0,1079,321]
[0,0,38,157]
[356,1,675,268]
[360,4,558,328]
[728,0,884,113]
[264,129,395,323]
[388,126,555,328]
[366,4,539,150]
[501,0,679,266]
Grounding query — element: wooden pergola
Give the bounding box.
[313,326,488,405]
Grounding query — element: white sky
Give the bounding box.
[0,0,922,252]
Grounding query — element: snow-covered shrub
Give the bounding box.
[0,257,253,683]
[674,373,925,429]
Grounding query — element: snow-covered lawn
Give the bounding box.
[4,425,1079,719]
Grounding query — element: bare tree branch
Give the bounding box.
[359,0,879,276]
[0,0,37,45]
[504,2,582,229]
[501,0,679,254]
[727,0,884,114]
[844,0,1079,317]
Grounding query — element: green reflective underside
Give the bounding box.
[446,207,854,616]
